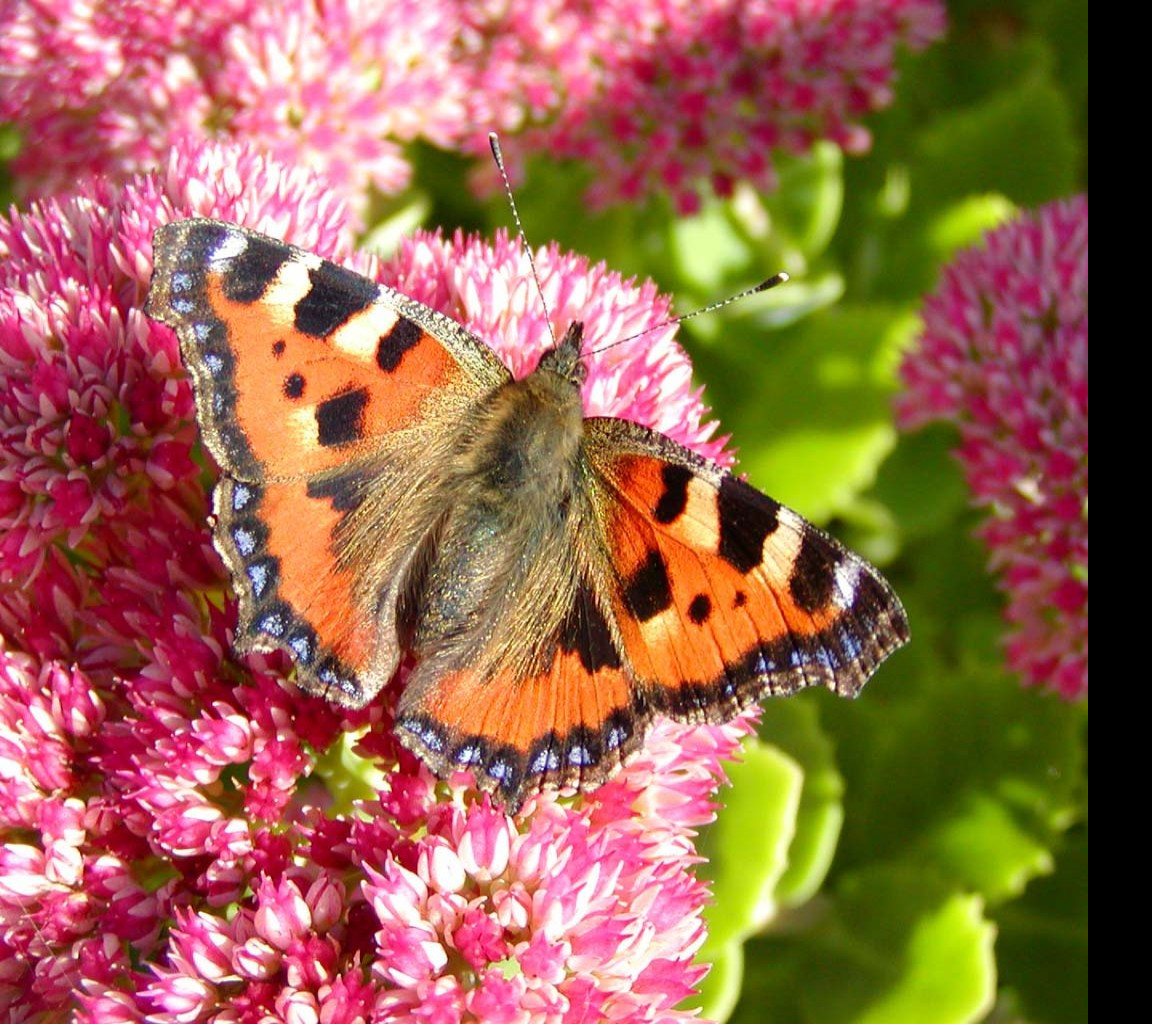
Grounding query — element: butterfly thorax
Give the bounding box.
[454,324,587,502]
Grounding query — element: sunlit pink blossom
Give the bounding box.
[897,197,1088,698]
[0,0,463,220]
[383,227,730,462]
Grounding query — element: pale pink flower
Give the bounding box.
[897,197,1088,698]
[383,227,730,462]
[1,0,945,216]
[0,0,463,221]
[2,137,745,1019]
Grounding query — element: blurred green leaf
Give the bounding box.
[994,823,1088,1024]
[766,143,846,264]
[690,303,913,524]
[921,792,1055,903]
[730,867,997,1024]
[699,741,805,951]
[802,868,997,1024]
[913,80,1079,209]
[756,700,847,908]
[696,941,745,1024]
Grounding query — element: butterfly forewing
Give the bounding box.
[147,219,508,707]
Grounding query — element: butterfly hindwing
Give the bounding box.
[395,582,644,807]
[584,418,910,718]
[392,416,908,811]
[146,219,511,706]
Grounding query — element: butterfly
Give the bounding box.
[146,218,909,812]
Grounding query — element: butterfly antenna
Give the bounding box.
[489,132,557,345]
[587,272,790,356]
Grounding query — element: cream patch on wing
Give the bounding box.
[761,505,806,575]
[330,304,401,362]
[664,476,723,550]
[264,253,323,309]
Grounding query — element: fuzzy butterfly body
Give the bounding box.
[146,219,909,811]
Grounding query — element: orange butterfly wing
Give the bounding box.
[396,583,641,802]
[147,219,509,706]
[584,419,909,719]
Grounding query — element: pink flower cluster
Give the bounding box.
[0,0,467,218]
[0,138,749,1020]
[0,0,945,216]
[897,198,1088,699]
[497,0,947,212]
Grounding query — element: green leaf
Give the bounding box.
[914,80,1079,209]
[670,200,762,296]
[695,940,745,1024]
[994,823,1089,1024]
[756,700,847,907]
[824,608,1086,898]
[699,740,805,951]
[872,424,970,540]
[924,193,1017,258]
[805,869,997,1024]
[730,868,997,1024]
[921,792,1055,903]
[690,303,914,524]
[312,729,389,813]
[765,143,846,262]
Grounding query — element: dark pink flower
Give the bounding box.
[2,137,746,1019]
[462,0,946,212]
[897,197,1088,698]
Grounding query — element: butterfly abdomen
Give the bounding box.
[403,356,589,677]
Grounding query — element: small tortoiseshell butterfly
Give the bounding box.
[146,218,909,811]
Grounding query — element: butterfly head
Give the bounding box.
[536,322,587,387]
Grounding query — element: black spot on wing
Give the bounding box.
[789,533,840,614]
[272,339,286,357]
[623,549,673,622]
[222,236,292,303]
[560,586,623,673]
[688,593,712,625]
[283,373,305,400]
[377,317,425,372]
[718,475,780,573]
[653,463,692,524]
[294,262,379,337]
[315,388,368,447]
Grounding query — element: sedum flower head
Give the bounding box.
[897,197,1088,699]
[475,0,947,213]
[0,0,465,222]
[1,137,750,1020]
